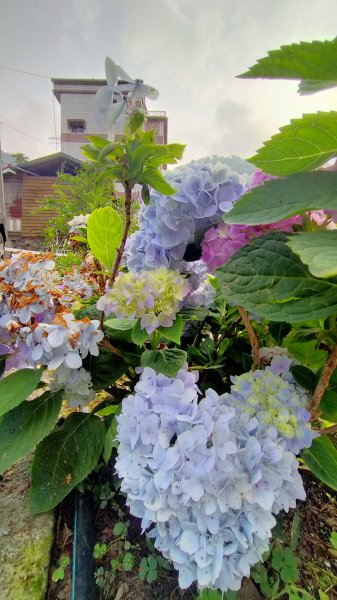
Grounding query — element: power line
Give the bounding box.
[52,92,59,151]
[0,64,51,79]
[0,114,56,150]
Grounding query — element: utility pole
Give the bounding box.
[0,123,9,247]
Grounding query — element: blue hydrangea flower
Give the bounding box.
[116,365,312,592]
[230,349,319,454]
[125,157,247,271]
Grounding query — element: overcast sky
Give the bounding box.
[1,0,337,165]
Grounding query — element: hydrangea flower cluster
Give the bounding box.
[228,351,319,455]
[116,365,314,592]
[24,313,103,371]
[97,267,189,334]
[180,260,216,309]
[0,252,102,406]
[126,157,247,271]
[201,222,267,272]
[200,169,305,272]
[68,214,90,235]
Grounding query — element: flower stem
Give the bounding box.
[309,341,337,418]
[317,423,337,435]
[237,306,260,370]
[109,182,132,287]
[99,182,133,335]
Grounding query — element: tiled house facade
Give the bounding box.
[52,79,168,160]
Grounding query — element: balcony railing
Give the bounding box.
[146,111,166,117]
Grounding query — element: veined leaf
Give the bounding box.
[287,231,337,278]
[131,320,149,346]
[249,112,337,176]
[128,109,145,133]
[285,339,328,370]
[30,412,105,514]
[302,436,337,490]
[87,206,123,270]
[239,39,337,86]
[104,318,136,331]
[320,390,337,422]
[103,412,120,463]
[0,390,62,474]
[224,172,337,224]
[140,167,176,195]
[216,232,337,322]
[166,143,185,160]
[0,368,43,418]
[141,348,187,377]
[80,144,100,161]
[290,365,316,392]
[87,135,111,149]
[83,346,128,390]
[158,315,184,344]
[298,79,337,95]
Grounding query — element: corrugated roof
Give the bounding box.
[4,152,83,176]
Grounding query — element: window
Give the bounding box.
[67,119,86,133]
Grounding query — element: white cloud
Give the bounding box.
[1,0,337,161]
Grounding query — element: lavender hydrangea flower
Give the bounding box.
[0,252,102,405]
[229,350,319,454]
[97,267,189,334]
[115,365,313,592]
[125,157,246,271]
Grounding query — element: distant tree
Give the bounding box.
[11,152,29,164]
[39,161,139,250]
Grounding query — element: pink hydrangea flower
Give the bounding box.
[201,170,303,272]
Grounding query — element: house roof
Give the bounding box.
[52,78,107,85]
[3,152,83,177]
[52,78,107,102]
[1,152,15,169]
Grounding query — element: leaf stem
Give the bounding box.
[101,338,123,358]
[109,182,132,287]
[309,341,337,418]
[237,306,260,370]
[317,423,337,435]
[99,182,132,336]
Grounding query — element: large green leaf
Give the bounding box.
[238,38,337,87]
[30,412,105,514]
[128,109,145,133]
[141,348,187,377]
[320,390,337,422]
[216,232,337,322]
[87,206,123,270]
[224,172,337,225]
[140,167,176,195]
[98,142,123,162]
[0,368,43,418]
[104,318,136,331]
[290,365,316,392]
[0,390,62,474]
[103,411,120,463]
[287,231,337,278]
[158,315,184,344]
[131,320,149,346]
[285,339,328,370]
[87,135,111,149]
[302,436,337,490]
[249,112,337,176]
[298,79,337,96]
[83,346,128,390]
